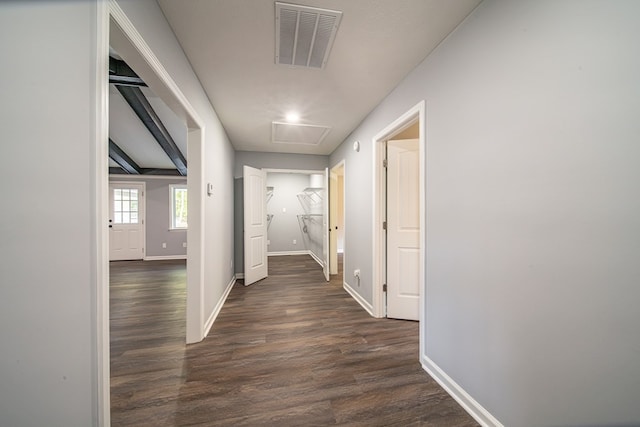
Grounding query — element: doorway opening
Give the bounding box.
[329,161,345,286]
[372,101,425,338]
[242,167,331,285]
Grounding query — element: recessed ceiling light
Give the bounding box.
[285,112,300,122]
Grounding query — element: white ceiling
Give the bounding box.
[156,0,482,155]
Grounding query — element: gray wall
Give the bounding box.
[0,1,99,425]
[109,177,188,257]
[330,1,640,426]
[234,151,328,177]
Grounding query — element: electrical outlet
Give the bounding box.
[293,239,297,245]
[183,242,187,248]
[354,269,360,278]
[282,207,286,213]
[162,243,167,249]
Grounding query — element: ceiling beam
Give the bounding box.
[109,57,147,87]
[109,167,183,176]
[109,138,141,174]
[115,85,188,176]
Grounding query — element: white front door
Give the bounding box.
[386,139,420,320]
[109,183,145,261]
[243,165,268,285]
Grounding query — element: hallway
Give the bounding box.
[110,256,477,426]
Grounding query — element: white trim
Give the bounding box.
[109,174,187,181]
[268,250,310,256]
[186,127,205,344]
[203,276,237,338]
[94,1,110,424]
[372,101,426,334]
[422,357,503,427]
[236,273,245,279]
[343,281,374,316]
[329,159,345,278]
[144,255,187,261]
[170,184,188,230]
[309,250,325,268]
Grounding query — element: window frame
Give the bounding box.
[170,184,188,230]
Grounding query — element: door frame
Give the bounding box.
[108,181,146,260]
[96,3,208,424]
[263,168,329,277]
[372,101,425,339]
[329,160,345,278]
[109,2,206,343]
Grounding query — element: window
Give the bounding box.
[170,185,188,229]
[113,188,139,224]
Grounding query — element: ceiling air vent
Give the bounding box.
[272,122,331,145]
[275,2,342,69]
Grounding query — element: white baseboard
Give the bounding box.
[421,356,503,427]
[236,273,244,279]
[267,250,309,256]
[308,250,324,268]
[144,255,187,261]
[203,275,236,338]
[343,281,374,316]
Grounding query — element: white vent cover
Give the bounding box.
[275,2,342,69]
[272,122,331,145]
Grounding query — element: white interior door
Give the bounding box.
[386,139,420,320]
[109,183,145,261]
[322,168,330,281]
[244,165,268,285]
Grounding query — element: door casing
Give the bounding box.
[372,101,426,354]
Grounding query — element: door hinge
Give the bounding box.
[383,159,388,168]
[383,284,387,292]
[382,221,387,230]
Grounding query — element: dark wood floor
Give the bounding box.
[110,255,478,426]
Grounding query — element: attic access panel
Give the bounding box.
[275,2,342,69]
[272,122,331,145]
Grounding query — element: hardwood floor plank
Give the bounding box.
[110,255,479,426]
